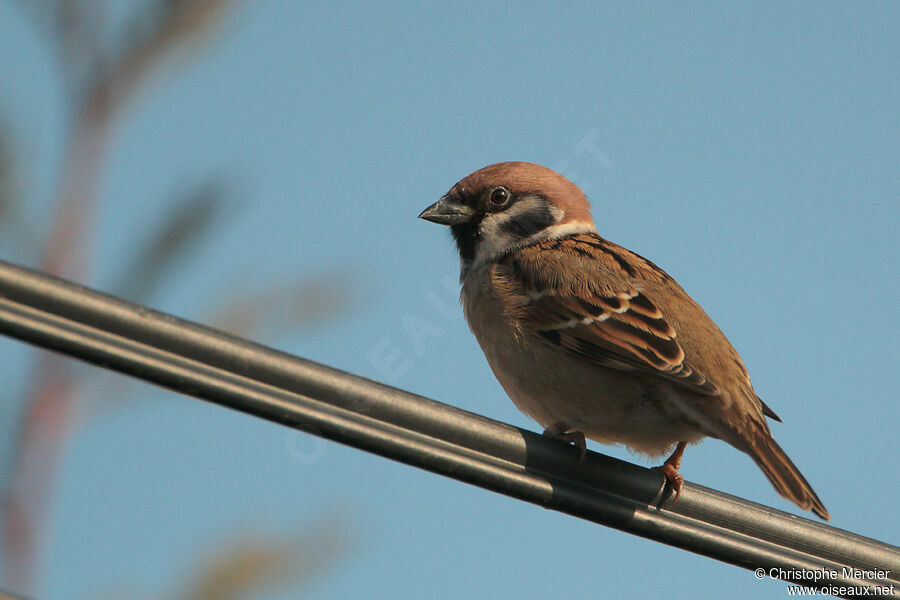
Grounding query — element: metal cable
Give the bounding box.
[0,259,896,598]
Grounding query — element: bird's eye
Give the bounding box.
[488,186,511,208]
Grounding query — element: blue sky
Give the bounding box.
[0,1,897,598]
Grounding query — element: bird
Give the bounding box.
[418,161,829,520]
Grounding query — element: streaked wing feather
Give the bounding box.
[519,275,719,396]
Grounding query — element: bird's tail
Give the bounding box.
[746,433,830,520]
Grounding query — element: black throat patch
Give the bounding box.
[450,217,482,263]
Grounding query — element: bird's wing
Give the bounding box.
[503,233,720,396]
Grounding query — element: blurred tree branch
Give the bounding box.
[0,117,38,253]
[92,512,355,600]
[0,122,17,224]
[111,176,231,303]
[211,269,353,339]
[183,513,354,600]
[1,1,353,596]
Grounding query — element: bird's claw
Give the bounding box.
[653,441,687,509]
[653,462,685,506]
[543,422,587,463]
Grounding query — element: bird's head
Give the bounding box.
[419,162,596,275]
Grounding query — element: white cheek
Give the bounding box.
[475,213,519,262]
[475,198,548,261]
[467,196,596,273]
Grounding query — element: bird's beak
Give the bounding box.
[418,196,474,226]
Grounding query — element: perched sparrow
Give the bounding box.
[419,161,828,520]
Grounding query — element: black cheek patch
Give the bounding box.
[499,203,557,238]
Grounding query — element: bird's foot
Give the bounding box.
[653,441,687,508]
[543,422,587,463]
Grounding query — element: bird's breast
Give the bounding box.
[460,264,706,455]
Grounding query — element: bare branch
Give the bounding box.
[0,118,18,225]
[2,3,244,595]
[111,176,231,303]
[184,513,355,600]
[210,269,354,339]
[85,0,236,123]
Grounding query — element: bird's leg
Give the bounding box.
[542,422,587,463]
[653,441,687,506]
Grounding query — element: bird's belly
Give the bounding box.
[476,329,705,458]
